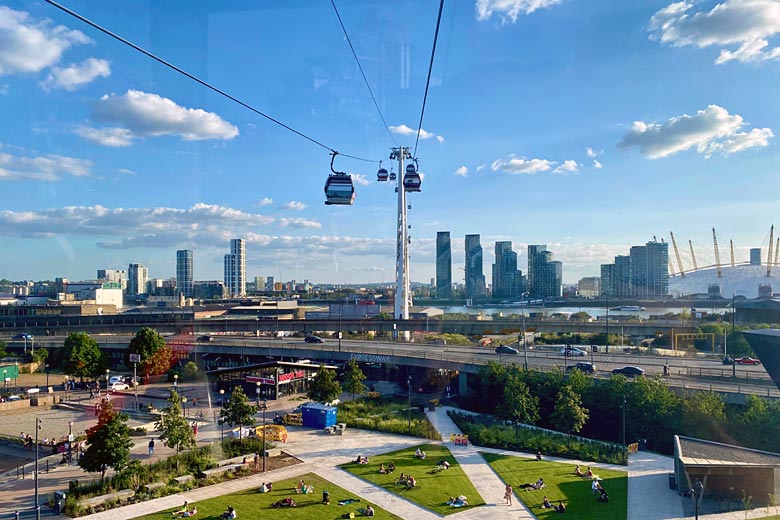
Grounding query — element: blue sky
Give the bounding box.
[1,0,779,286]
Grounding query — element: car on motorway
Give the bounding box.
[734,356,761,365]
[12,333,33,340]
[495,345,519,355]
[111,382,130,391]
[196,335,213,342]
[560,346,587,357]
[612,366,645,377]
[304,336,324,344]
[566,362,595,374]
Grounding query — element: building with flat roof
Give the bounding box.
[176,250,194,298]
[436,231,452,299]
[224,238,246,297]
[465,234,486,301]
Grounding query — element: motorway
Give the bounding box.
[9,333,777,399]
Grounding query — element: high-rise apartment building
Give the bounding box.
[176,250,194,298]
[436,232,452,299]
[127,263,148,296]
[614,255,632,298]
[223,239,246,297]
[465,234,486,300]
[528,245,562,299]
[97,269,126,291]
[492,241,523,300]
[600,240,668,299]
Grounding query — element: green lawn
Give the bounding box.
[483,452,628,520]
[339,443,484,515]
[131,473,401,520]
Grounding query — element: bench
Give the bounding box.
[197,464,245,479]
[142,482,166,493]
[78,489,135,508]
[173,475,195,485]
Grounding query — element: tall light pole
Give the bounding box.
[622,394,627,452]
[105,368,110,393]
[521,292,529,370]
[2,369,6,393]
[130,353,140,411]
[605,291,610,354]
[219,389,225,443]
[693,478,704,520]
[338,289,343,353]
[45,364,49,387]
[407,375,412,433]
[67,421,73,464]
[391,146,413,342]
[255,381,261,408]
[259,398,268,472]
[173,374,178,390]
[34,417,42,519]
[182,397,187,419]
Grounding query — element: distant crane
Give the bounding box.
[730,239,735,268]
[768,225,775,277]
[713,227,722,278]
[689,239,698,271]
[670,232,685,277]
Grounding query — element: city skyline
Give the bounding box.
[1,1,779,284]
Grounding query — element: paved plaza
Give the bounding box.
[0,390,777,520]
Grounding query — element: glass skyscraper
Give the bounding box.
[436,232,452,299]
[176,250,194,298]
[465,234,486,300]
[223,238,246,297]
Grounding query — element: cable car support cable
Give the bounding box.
[413,0,445,158]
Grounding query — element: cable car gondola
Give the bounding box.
[324,152,355,205]
[389,171,397,181]
[377,161,389,182]
[403,160,421,192]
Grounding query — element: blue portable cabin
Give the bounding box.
[301,403,337,429]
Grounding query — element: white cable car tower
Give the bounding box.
[390,146,413,340]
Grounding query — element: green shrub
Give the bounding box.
[338,397,440,439]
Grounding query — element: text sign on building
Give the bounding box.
[246,370,305,385]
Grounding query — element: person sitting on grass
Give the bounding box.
[520,478,545,490]
[574,465,585,477]
[379,463,386,474]
[296,479,305,493]
[437,460,450,470]
[554,500,566,513]
[406,475,417,489]
[359,456,369,464]
[586,467,594,478]
[271,498,296,509]
[221,506,237,519]
[364,505,375,517]
[259,482,269,493]
[542,496,553,509]
[415,448,426,459]
[387,462,396,473]
[172,501,189,517]
[447,495,468,507]
[180,507,197,518]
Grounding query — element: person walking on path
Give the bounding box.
[148,438,155,456]
[504,483,513,505]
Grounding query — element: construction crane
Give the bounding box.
[713,227,722,278]
[670,232,685,277]
[730,240,735,267]
[689,239,698,271]
[768,225,775,277]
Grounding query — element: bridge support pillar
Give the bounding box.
[458,371,469,397]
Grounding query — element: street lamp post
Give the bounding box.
[173,374,178,390]
[605,292,610,354]
[3,369,6,393]
[255,381,261,407]
[622,394,627,452]
[105,369,110,393]
[67,421,73,464]
[182,397,187,419]
[693,478,704,520]
[259,398,268,472]
[34,417,41,519]
[407,375,412,433]
[219,389,225,442]
[338,291,343,353]
[45,364,49,388]
[521,292,529,371]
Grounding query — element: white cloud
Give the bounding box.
[257,198,274,206]
[86,90,239,144]
[553,160,580,173]
[586,147,603,158]
[0,6,90,76]
[648,0,780,64]
[0,147,91,181]
[617,104,772,159]
[476,0,563,23]
[351,173,370,186]
[389,124,444,142]
[117,168,135,175]
[593,159,603,169]
[279,217,322,229]
[454,166,468,177]
[75,126,134,147]
[282,200,307,211]
[476,164,487,171]
[41,57,110,91]
[490,155,555,174]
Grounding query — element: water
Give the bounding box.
[438,305,727,320]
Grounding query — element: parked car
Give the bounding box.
[12,333,33,340]
[560,346,587,357]
[566,362,595,374]
[495,345,519,355]
[734,356,761,365]
[108,376,125,385]
[111,382,130,391]
[304,336,324,344]
[6,395,21,401]
[196,335,213,342]
[612,366,645,377]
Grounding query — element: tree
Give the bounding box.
[550,385,589,440]
[182,361,201,380]
[219,386,257,440]
[128,328,170,378]
[678,392,726,441]
[496,372,539,436]
[0,339,8,358]
[342,359,366,400]
[79,402,132,484]
[62,332,105,381]
[307,365,342,404]
[156,389,196,453]
[31,347,48,364]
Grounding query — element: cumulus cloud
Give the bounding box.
[0,147,91,181]
[41,57,110,91]
[351,173,370,186]
[389,124,445,142]
[279,217,322,229]
[117,168,135,175]
[648,0,780,64]
[454,166,468,177]
[586,147,603,158]
[257,198,273,206]
[0,6,90,75]
[282,200,307,211]
[553,160,580,173]
[75,126,134,147]
[593,159,603,169]
[617,104,772,159]
[476,164,487,172]
[490,155,555,174]
[476,0,563,23]
[83,90,239,145]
